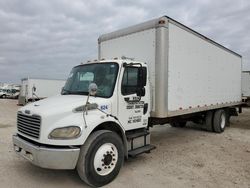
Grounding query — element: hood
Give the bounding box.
[19,95,112,116]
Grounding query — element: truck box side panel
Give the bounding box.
[99,29,157,111]
[242,72,250,97]
[167,22,242,115]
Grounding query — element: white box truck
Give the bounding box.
[242,71,250,104]
[13,16,242,187]
[18,77,66,105]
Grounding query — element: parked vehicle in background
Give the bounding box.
[18,77,66,105]
[7,89,20,99]
[13,16,242,187]
[0,88,8,98]
[0,84,21,99]
[242,71,250,105]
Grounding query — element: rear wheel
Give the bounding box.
[77,130,124,187]
[204,111,214,131]
[213,109,228,133]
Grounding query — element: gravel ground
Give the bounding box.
[0,99,249,188]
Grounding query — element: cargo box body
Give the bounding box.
[98,16,242,118]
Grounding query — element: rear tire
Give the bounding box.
[77,130,124,187]
[204,111,214,132]
[213,109,228,133]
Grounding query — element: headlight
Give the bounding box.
[73,103,98,112]
[49,126,81,139]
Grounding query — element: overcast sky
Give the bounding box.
[0,0,250,83]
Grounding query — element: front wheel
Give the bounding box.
[77,130,124,187]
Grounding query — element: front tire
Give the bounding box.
[77,130,124,187]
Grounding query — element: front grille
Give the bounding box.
[17,112,41,139]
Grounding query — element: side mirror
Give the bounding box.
[136,87,145,97]
[136,67,147,97]
[88,83,98,96]
[138,67,147,87]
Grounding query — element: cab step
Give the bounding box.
[128,145,156,157]
[126,129,149,140]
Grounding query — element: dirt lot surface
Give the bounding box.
[0,99,249,188]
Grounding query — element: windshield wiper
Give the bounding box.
[71,91,89,95]
[61,88,70,95]
[62,90,89,95]
[61,88,71,95]
[62,85,91,96]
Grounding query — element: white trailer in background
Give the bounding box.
[242,71,250,104]
[18,78,65,105]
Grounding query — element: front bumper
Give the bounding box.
[12,134,80,169]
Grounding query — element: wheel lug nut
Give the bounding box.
[104,167,107,169]
[108,166,110,169]
[112,154,115,156]
[113,159,115,161]
[111,163,114,165]
[107,151,109,154]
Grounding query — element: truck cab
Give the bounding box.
[13,59,154,187]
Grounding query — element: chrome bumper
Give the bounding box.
[12,134,80,169]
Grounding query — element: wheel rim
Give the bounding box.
[220,112,226,129]
[94,143,118,176]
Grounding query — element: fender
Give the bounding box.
[90,121,128,158]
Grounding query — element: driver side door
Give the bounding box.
[118,66,149,130]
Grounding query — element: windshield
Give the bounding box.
[62,63,119,98]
